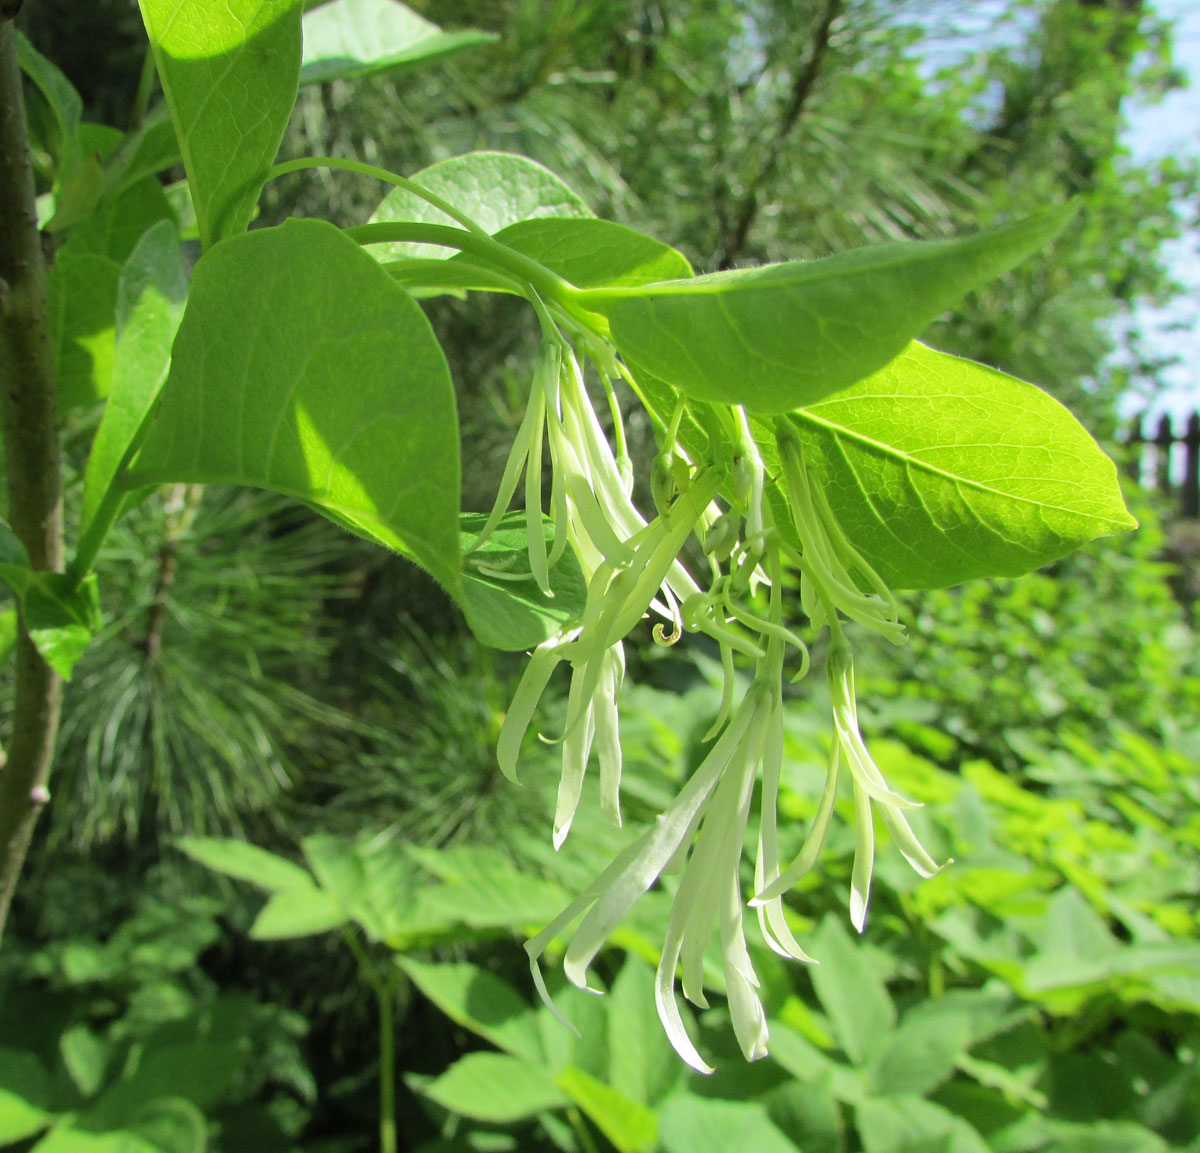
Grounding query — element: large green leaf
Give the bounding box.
[82,220,188,539]
[249,886,348,939]
[558,1068,657,1153]
[783,342,1136,589]
[459,512,586,650]
[175,837,314,892]
[584,206,1073,413]
[856,1096,991,1153]
[300,0,496,84]
[656,1096,800,1153]
[407,850,572,932]
[48,246,120,410]
[396,958,545,1064]
[808,914,895,1067]
[126,218,462,592]
[137,0,302,247]
[416,1053,569,1123]
[368,151,591,262]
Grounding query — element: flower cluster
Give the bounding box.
[477,328,944,1072]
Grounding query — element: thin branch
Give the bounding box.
[716,0,843,270]
[0,18,65,940]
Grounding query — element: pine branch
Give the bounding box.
[716,0,843,270]
[0,18,66,939]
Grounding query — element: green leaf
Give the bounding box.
[82,220,188,540]
[584,205,1074,413]
[175,837,314,892]
[100,105,184,198]
[459,512,586,650]
[21,573,102,680]
[48,247,120,410]
[866,1003,971,1097]
[249,885,348,939]
[31,1127,161,1152]
[411,869,571,936]
[1044,1120,1172,1153]
[656,1096,801,1153]
[856,1096,991,1153]
[87,1042,241,1122]
[299,834,388,932]
[126,218,462,593]
[486,218,693,289]
[0,609,18,667]
[72,176,176,265]
[558,1067,657,1153]
[123,1098,207,1153]
[137,0,302,247]
[396,957,545,1063]
[0,1048,52,1143]
[16,33,81,165]
[606,955,680,1106]
[783,342,1136,589]
[60,1026,111,1099]
[16,33,99,230]
[416,1052,569,1123]
[768,1022,866,1105]
[368,151,591,262]
[808,914,895,1066]
[300,0,496,84]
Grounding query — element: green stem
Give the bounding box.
[268,155,492,238]
[130,43,157,129]
[340,930,396,1153]
[568,1107,601,1153]
[66,404,161,589]
[68,484,127,589]
[343,221,593,324]
[378,973,398,1153]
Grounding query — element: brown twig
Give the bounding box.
[143,484,204,665]
[715,0,843,270]
[0,18,66,939]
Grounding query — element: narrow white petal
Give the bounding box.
[465,387,542,554]
[722,873,770,1062]
[561,686,765,990]
[753,739,841,904]
[554,710,595,850]
[655,913,714,1074]
[595,645,625,826]
[849,778,876,933]
[496,640,569,781]
[879,804,947,879]
[525,405,551,595]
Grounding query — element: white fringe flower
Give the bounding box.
[486,333,945,1071]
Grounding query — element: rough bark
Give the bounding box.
[0,16,66,940]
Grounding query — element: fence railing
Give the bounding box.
[1126,410,1200,519]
